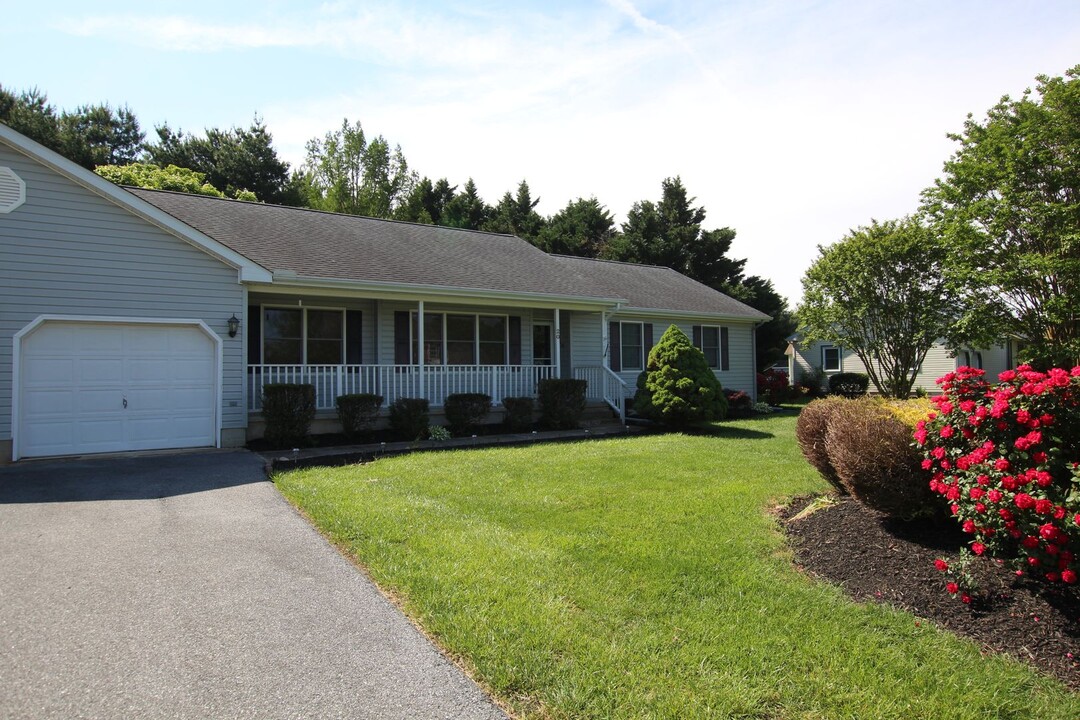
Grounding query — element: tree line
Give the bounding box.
[1,84,796,369]
[798,65,1080,396]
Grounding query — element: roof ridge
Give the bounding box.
[122,186,525,241]
[548,253,675,271]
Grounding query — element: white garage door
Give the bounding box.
[18,321,218,458]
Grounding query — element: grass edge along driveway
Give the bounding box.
[275,415,1079,719]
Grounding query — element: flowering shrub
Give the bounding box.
[918,365,1080,589]
[757,368,790,405]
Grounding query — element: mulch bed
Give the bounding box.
[781,495,1080,689]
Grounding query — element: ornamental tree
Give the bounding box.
[798,216,956,398]
[922,66,1080,367]
[634,325,727,428]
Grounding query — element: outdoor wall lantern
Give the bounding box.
[227,314,241,338]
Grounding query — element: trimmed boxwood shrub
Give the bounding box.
[829,372,869,398]
[444,393,491,436]
[795,396,850,495]
[502,396,535,431]
[537,378,587,430]
[634,325,726,428]
[388,397,430,440]
[824,396,936,519]
[262,383,316,448]
[336,393,383,441]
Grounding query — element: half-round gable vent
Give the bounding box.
[0,166,26,213]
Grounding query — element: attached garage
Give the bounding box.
[14,318,221,460]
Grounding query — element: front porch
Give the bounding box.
[247,363,625,414]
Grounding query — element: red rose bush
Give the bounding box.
[918,365,1080,590]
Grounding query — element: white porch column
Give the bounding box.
[554,308,562,379]
[418,300,425,400]
[601,311,608,368]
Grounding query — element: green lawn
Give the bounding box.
[274,414,1079,719]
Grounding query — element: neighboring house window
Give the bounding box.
[263,307,344,364]
[621,322,644,371]
[692,325,729,371]
[533,323,553,365]
[822,345,841,373]
[410,312,508,365]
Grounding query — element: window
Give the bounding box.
[532,323,552,365]
[409,312,508,365]
[446,314,476,364]
[822,345,841,372]
[263,307,344,364]
[478,316,507,365]
[621,322,643,371]
[700,326,720,368]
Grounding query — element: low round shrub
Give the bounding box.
[502,396,535,431]
[723,389,753,418]
[538,378,587,430]
[262,383,316,448]
[829,372,869,398]
[388,397,430,441]
[795,396,850,495]
[825,396,936,519]
[918,364,1080,587]
[444,393,491,436]
[336,393,383,441]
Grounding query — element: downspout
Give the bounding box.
[554,308,561,379]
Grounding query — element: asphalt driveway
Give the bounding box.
[0,450,507,719]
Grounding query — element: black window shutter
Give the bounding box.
[247,306,261,364]
[394,311,410,364]
[720,327,730,371]
[346,310,363,364]
[692,325,702,349]
[609,321,621,372]
[508,316,522,365]
[643,323,653,357]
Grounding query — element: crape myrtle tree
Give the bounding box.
[922,66,1080,367]
[798,216,956,398]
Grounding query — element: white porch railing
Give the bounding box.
[248,364,558,411]
[573,365,627,424]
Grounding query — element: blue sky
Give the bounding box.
[3,1,1079,304]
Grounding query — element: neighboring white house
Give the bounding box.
[0,123,769,462]
[785,334,1016,394]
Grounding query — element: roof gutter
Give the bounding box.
[261,273,628,309]
[612,306,772,323]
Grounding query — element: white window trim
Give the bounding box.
[619,321,645,371]
[409,311,510,366]
[821,345,842,373]
[532,321,553,366]
[261,304,347,365]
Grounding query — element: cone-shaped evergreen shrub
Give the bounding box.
[633,325,727,428]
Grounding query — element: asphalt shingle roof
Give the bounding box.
[127,188,768,320]
[551,255,771,320]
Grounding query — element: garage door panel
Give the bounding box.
[19,321,219,459]
[79,358,125,383]
[24,358,75,385]
[22,389,74,416]
[127,358,171,382]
